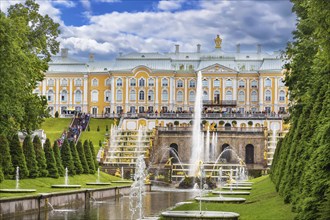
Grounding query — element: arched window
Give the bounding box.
[177,91,183,102]
[251,80,258,88]
[251,91,258,102]
[130,90,136,101]
[279,90,285,101]
[47,90,54,102]
[75,90,82,102]
[202,79,208,87]
[162,78,168,87]
[148,90,154,101]
[265,90,271,101]
[245,144,254,164]
[203,91,208,101]
[61,90,68,102]
[189,91,195,102]
[238,91,245,101]
[226,79,232,87]
[61,78,68,86]
[48,79,54,86]
[177,80,183,88]
[75,78,82,86]
[213,79,220,87]
[214,90,220,103]
[189,80,196,88]
[148,78,154,87]
[91,90,98,102]
[279,78,285,87]
[92,79,98,86]
[225,90,233,100]
[116,78,122,87]
[105,78,111,86]
[139,78,145,87]
[130,78,136,87]
[139,90,145,101]
[105,90,111,102]
[162,90,168,101]
[116,90,122,101]
[239,80,245,88]
[265,78,271,87]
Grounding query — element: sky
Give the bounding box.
[1,0,297,61]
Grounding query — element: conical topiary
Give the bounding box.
[76,140,89,174]
[89,141,99,169]
[83,140,95,174]
[10,134,29,178]
[23,136,39,178]
[60,139,75,175]
[33,136,48,177]
[0,134,14,178]
[44,139,59,178]
[70,141,83,174]
[53,141,65,176]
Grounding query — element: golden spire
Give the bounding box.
[214,34,222,49]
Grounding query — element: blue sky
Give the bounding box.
[1,0,296,61]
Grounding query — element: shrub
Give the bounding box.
[55,111,59,118]
[89,141,99,169]
[23,136,39,178]
[43,139,59,178]
[106,125,109,132]
[219,120,225,126]
[53,141,64,176]
[10,134,29,178]
[248,121,253,126]
[33,136,48,177]
[174,121,179,126]
[84,140,95,174]
[87,125,90,131]
[70,141,83,174]
[97,125,100,132]
[0,134,13,178]
[60,139,75,175]
[76,140,89,174]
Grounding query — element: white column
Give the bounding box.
[155,77,159,110]
[83,75,88,113]
[246,78,250,109]
[111,76,115,112]
[184,78,188,106]
[56,78,59,112]
[233,78,237,100]
[42,81,46,96]
[222,78,226,100]
[209,77,212,100]
[125,77,129,112]
[274,77,278,112]
[69,78,73,105]
[170,77,174,110]
[259,77,264,111]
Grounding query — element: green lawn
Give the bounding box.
[169,175,296,220]
[0,172,130,199]
[41,118,72,143]
[79,118,115,151]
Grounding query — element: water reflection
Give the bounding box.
[6,191,194,220]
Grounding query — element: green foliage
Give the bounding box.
[33,136,48,177]
[69,141,83,174]
[83,140,95,174]
[60,139,75,175]
[219,120,224,126]
[23,136,39,178]
[53,141,64,176]
[89,141,98,169]
[106,125,109,132]
[0,0,60,135]
[9,134,29,179]
[248,121,253,126]
[0,134,14,178]
[76,140,89,174]
[97,125,100,132]
[271,0,330,218]
[43,139,58,178]
[174,121,179,126]
[55,111,59,118]
[87,125,90,131]
[0,165,4,182]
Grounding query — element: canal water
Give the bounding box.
[8,190,195,220]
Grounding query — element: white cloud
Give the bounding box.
[80,0,91,10]
[52,0,76,8]
[157,0,185,11]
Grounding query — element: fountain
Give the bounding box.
[86,167,111,185]
[51,167,81,188]
[0,166,36,193]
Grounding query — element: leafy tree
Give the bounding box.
[76,141,89,174]
[0,134,14,178]
[60,139,75,175]
[9,134,29,178]
[0,165,4,182]
[23,135,39,178]
[43,139,58,178]
[53,141,64,176]
[33,135,48,177]
[89,141,98,170]
[0,0,60,135]
[84,140,95,174]
[69,141,83,174]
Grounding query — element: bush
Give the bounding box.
[248,121,253,126]
[33,136,48,177]
[174,121,179,126]
[76,140,89,174]
[84,140,95,174]
[70,141,83,174]
[106,125,109,132]
[53,141,64,176]
[43,139,59,178]
[55,111,59,118]
[10,134,29,178]
[97,125,100,132]
[60,139,75,175]
[219,120,225,126]
[87,125,90,131]
[0,134,13,178]
[23,136,39,178]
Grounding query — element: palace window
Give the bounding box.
[148,90,154,101]
[61,79,68,86]
[202,79,208,87]
[75,90,82,102]
[279,90,286,102]
[117,106,122,113]
[91,90,98,102]
[162,78,168,87]
[116,78,123,87]
[225,90,233,100]
[162,90,168,101]
[139,90,145,101]
[177,80,183,88]
[48,79,54,86]
[251,91,258,102]
[116,90,122,101]
[189,80,196,88]
[214,90,220,103]
[177,91,183,102]
[189,91,195,102]
[130,79,136,87]
[238,91,245,102]
[148,78,154,87]
[226,79,232,87]
[130,90,136,101]
[265,90,271,101]
[105,90,111,102]
[75,78,82,86]
[61,90,68,102]
[251,80,258,88]
[239,80,245,88]
[47,90,54,102]
[105,78,111,86]
[92,79,98,86]
[213,79,220,87]
[203,91,208,101]
[265,78,271,87]
[139,78,145,87]
[139,106,145,113]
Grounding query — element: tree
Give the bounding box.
[0,165,4,183]
[33,135,48,177]
[53,141,64,176]
[89,141,98,170]
[43,139,58,178]
[69,141,83,174]
[0,0,60,135]
[23,135,39,178]
[83,140,95,174]
[0,134,14,178]
[60,139,75,175]
[9,134,29,178]
[76,140,89,174]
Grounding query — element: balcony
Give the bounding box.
[203,100,237,106]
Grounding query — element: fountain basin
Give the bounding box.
[85,182,111,185]
[0,189,36,193]
[51,185,81,188]
[225,183,252,187]
[111,180,133,184]
[222,186,252,190]
[195,196,246,203]
[162,211,239,219]
[212,191,250,195]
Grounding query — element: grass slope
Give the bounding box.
[0,172,129,199]
[171,175,296,220]
[79,118,115,151]
[41,118,72,143]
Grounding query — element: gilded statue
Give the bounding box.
[214,34,222,48]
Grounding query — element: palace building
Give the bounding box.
[36,35,288,117]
